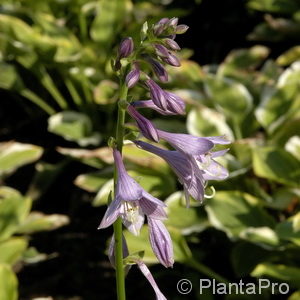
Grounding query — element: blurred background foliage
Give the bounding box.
[0,0,300,299]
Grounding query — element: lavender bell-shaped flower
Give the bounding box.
[132,99,185,116]
[98,149,166,236]
[145,79,185,114]
[148,217,174,268]
[126,62,140,88]
[134,141,205,205]
[127,105,159,142]
[137,261,167,300]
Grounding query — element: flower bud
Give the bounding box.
[127,105,159,142]
[167,17,178,29]
[164,38,181,51]
[118,37,134,59]
[162,53,181,67]
[154,44,170,58]
[126,63,140,88]
[153,18,169,36]
[148,58,168,82]
[145,79,167,110]
[148,218,174,268]
[175,24,189,34]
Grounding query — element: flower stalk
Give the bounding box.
[113,80,128,300]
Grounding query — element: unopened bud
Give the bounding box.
[175,24,189,34]
[162,53,181,67]
[154,44,170,58]
[148,58,168,82]
[126,63,140,88]
[118,37,134,59]
[164,38,181,51]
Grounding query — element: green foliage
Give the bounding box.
[1,0,300,299]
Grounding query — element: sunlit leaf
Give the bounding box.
[0,238,28,265]
[48,111,101,146]
[205,191,275,238]
[0,264,18,300]
[0,142,43,177]
[252,147,300,186]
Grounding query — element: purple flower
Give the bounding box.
[127,105,159,142]
[168,17,179,28]
[154,44,170,58]
[199,149,229,181]
[98,149,166,236]
[153,18,170,36]
[118,37,134,59]
[147,58,168,82]
[176,24,189,34]
[108,233,131,274]
[145,79,185,114]
[134,141,205,205]
[132,100,185,116]
[148,217,174,268]
[164,38,181,51]
[137,261,167,300]
[157,129,216,157]
[126,63,140,88]
[162,53,181,67]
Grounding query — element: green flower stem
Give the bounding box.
[113,81,128,300]
[186,258,230,285]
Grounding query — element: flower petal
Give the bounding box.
[120,202,145,236]
[157,130,214,156]
[137,261,167,300]
[139,198,167,219]
[98,197,121,229]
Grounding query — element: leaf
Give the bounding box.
[0,238,28,265]
[93,80,118,105]
[0,187,32,241]
[16,212,69,234]
[57,147,109,168]
[75,171,112,193]
[90,0,127,46]
[205,76,253,122]
[247,0,300,14]
[251,263,300,288]
[0,141,43,177]
[205,191,275,239]
[252,147,300,186]
[0,264,18,300]
[187,107,234,139]
[276,213,300,246]
[164,192,209,235]
[285,136,300,160]
[0,62,24,91]
[219,46,270,76]
[277,46,300,66]
[93,179,114,207]
[239,227,279,248]
[48,111,101,146]
[255,62,300,131]
[124,225,192,265]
